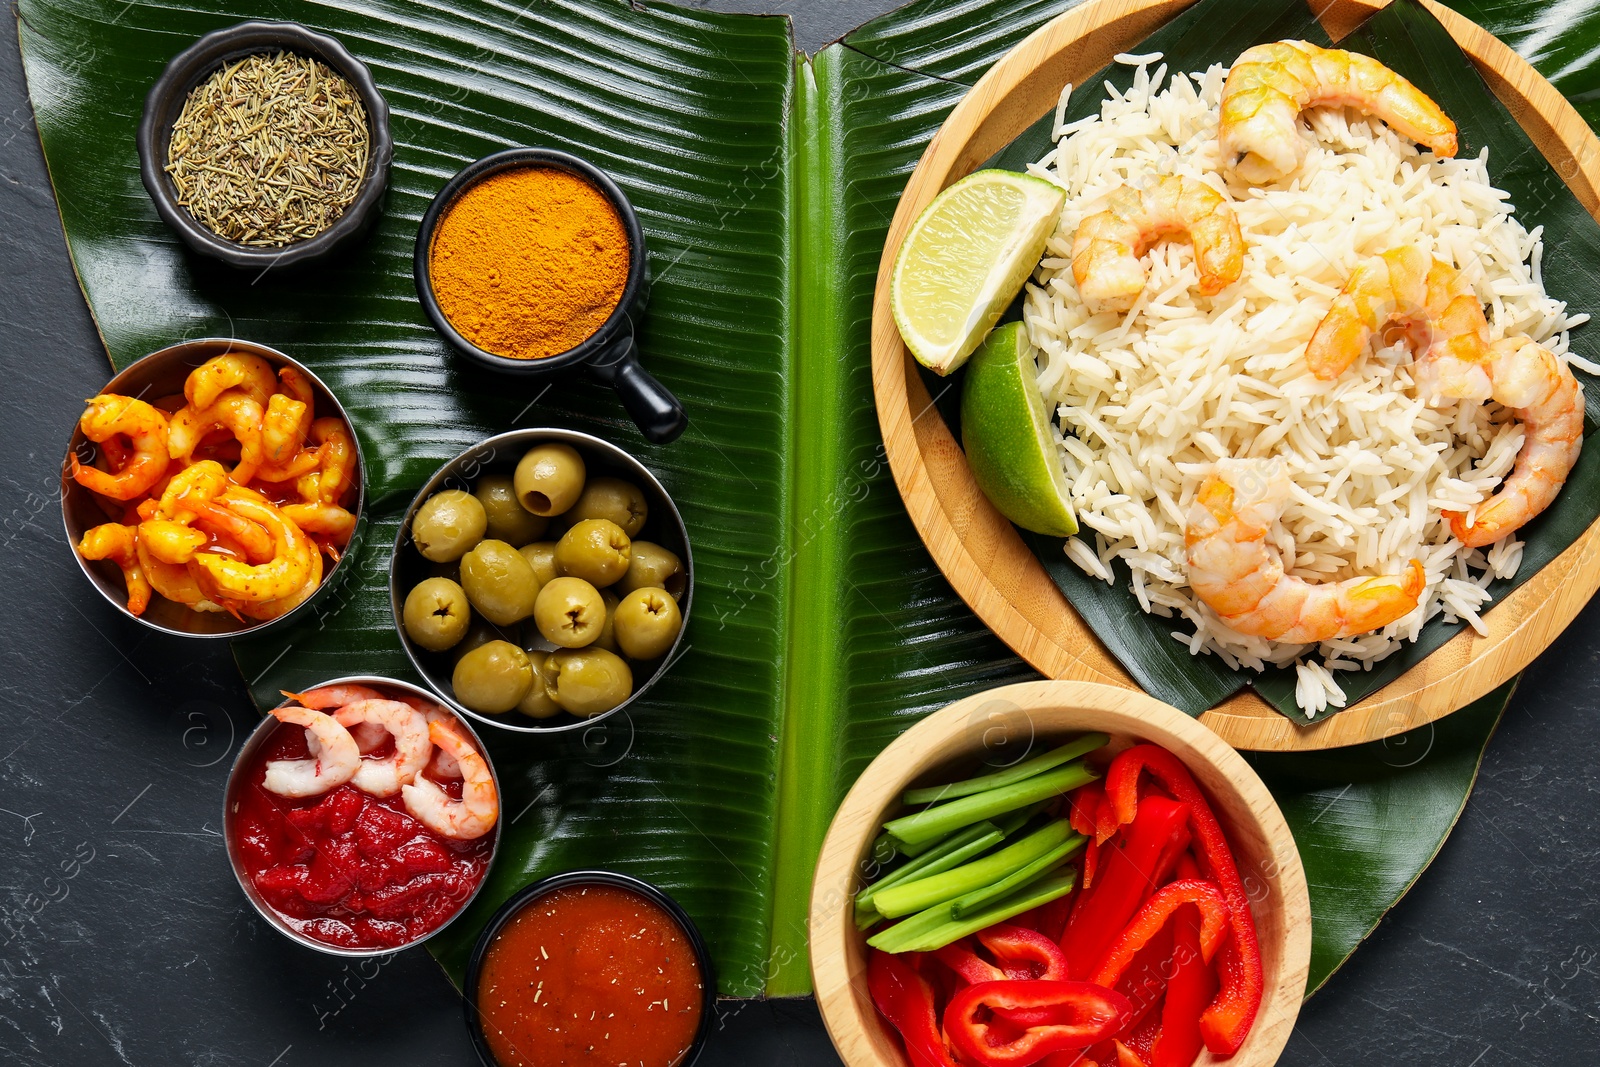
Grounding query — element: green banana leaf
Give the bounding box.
[980,0,1600,723]
[18,0,1515,1000]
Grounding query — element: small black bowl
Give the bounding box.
[463,870,714,1067]
[390,428,693,735]
[137,21,393,270]
[414,148,687,444]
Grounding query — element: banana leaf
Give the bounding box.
[18,0,1515,1000]
[981,0,1600,723]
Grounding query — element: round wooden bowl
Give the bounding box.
[870,0,1600,751]
[810,680,1311,1067]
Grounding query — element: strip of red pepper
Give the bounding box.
[1149,903,1220,1067]
[934,940,1006,986]
[867,949,958,1067]
[944,980,1131,1067]
[979,923,1071,981]
[1061,795,1191,979]
[1104,745,1265,1056]
[1090,880,1231,991]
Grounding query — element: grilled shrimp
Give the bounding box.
[1447,337,1585,547]
[1305,246,1489,386]
[77,523,152,615]
[401,720,497,840]
[70,395,170,501]
[1185,459,1426,643]
[333,699,432,797]
[263,705,360,798]
[1070,176,1244,313]
[1220,40,1457,183]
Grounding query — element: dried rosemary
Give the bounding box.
[165,51,369,248]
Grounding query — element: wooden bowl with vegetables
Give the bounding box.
[810,681,1309,1067]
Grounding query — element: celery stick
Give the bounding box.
[949,834,1083,919]
[871,833,897,865]
[903,733,1110,806]
[855,822,1003,929]
[868,873,1078,954]
[993,800,1048,837]
[883,762,1098,847]
[873,819,1075,918]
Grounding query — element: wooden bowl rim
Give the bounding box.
[809,679,1312,1067]
[869,0,1600,751]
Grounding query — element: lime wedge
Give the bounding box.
[961,321,1077,537]
[891,169,1065,376]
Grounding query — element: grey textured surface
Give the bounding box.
[2,1,1598,1063]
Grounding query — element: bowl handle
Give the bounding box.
[589,330,687,444]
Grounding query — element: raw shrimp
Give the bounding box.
[1185,459,1426,642]
[186,353,276,410]
[70,395,170,501]
[1304,247,1488,386]
[401,720,497,840]
[1219,40,1457,183]
[168,391,267,485]
[1447,337,1585,547]
[262,705,360,798]
[78,523,152,615]
[189,486,316,602]
[1070,176,1244,313]
[333,699,432,797]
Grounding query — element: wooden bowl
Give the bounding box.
[869,0,1600,751]
[810,680,1310,1067]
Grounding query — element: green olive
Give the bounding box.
[547,647,633,716]
[519,541,560,587]
[616,541,687,600]
[514,444,586,517]
[555,519,631,587]
[533,576,606,648]
[452,639,533,714]
[474,474,548,545]
[459,539,543,626]
[613,586,683,660]
[566,477,649,538]
[593,589,621,654]
[403,577,472,652]
[411,489,487,562]
[453,619,516,664]
[515,651,563,719]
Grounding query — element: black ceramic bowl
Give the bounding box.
[222,675,502,957]
[414,148,687,444]
[462,870,714,1067]
[390,428,693,734]
[137,21,393,270]
[61,338,367,638]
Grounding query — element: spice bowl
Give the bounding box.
[223,675,501,957]
[810,680,1311,1067]
[463,870,714,1067]
[137,21,393,270]
[61,337,367,639]
[390,428,693,735]
[414,148,687,444]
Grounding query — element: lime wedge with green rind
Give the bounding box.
[961,321,1077,537]
[891,169,1066,376]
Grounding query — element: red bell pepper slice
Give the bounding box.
[867,949,957,1067]
[1104,745,1265,1056]
[979,922,1071,982]
[934,939,1006,986]
[1150,903,1220,1067]
[1090,880,1230,991]
[1068,783,1100,838]
[944,981,1131,1067]
[1061,795,1190,979]
[1113,1040,1148,1067]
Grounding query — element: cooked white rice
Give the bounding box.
[1022,55,1592,717]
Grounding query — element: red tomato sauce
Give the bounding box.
[475,884,705,1067]
[230,723,493,950]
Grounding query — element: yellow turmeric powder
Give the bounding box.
[429,166,629,360]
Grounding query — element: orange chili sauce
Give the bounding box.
[475,884,705,1067]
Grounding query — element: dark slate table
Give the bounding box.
[3,2,1598,1063]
